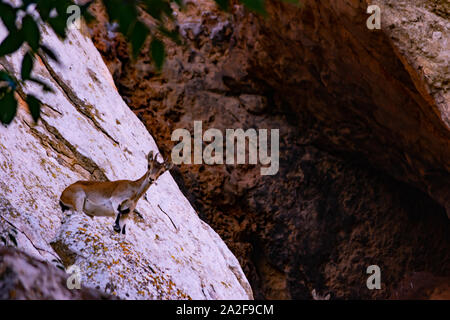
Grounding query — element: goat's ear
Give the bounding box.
[148,151,154,162]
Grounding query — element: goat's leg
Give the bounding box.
[114,200,131,233]
[74,193,86,215]
[113,212,121,233]
[59,201,70,213]
[119,211,129,235]
[118,199,132,214]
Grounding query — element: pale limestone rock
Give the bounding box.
[370,0,450,128]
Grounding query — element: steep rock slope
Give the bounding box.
[89,0,449,299]
[0,247,112,299]
[0,15,252,299]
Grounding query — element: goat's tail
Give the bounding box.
[59,200,70,212]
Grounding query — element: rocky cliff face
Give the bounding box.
[89,0,449,299]
[0,16,252,300]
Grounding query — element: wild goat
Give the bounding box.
[59,151,172,234]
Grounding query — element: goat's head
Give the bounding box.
[147,151,172,181]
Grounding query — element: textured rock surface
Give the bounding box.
[232,0,450,216]
[0,247,112,300]
[0,14,252,299]
[89,0,449,299]
[390,271,450,300]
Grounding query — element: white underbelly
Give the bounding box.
[83,198,115,217]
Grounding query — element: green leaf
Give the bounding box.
[241,0,267,16]
[0,71,17,90]
[48,16,67,39]
[54,0,75,18]
[103,0,122,21]
[158,26,181,44]
[142,0,173,20]
[21,0,38,6]
[0,91,18,125]
[130,21,149,59]
[0,2,17,31]
[104,0,137,36]
[0,31,24,57]
[0,70,10,80]
[80,2,96,24]
[121,8,139,36]
[143,0,164,20]
[22,15,40,50]
[213,0,229,11]
[26,94,41,122]
[0,71,8,83]
[21,52,33,80]
[35,1,52,21]
[150,38,165,71]
[41,45,59,63]
[161,1,173,20]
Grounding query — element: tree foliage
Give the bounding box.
[0,0,300,125]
